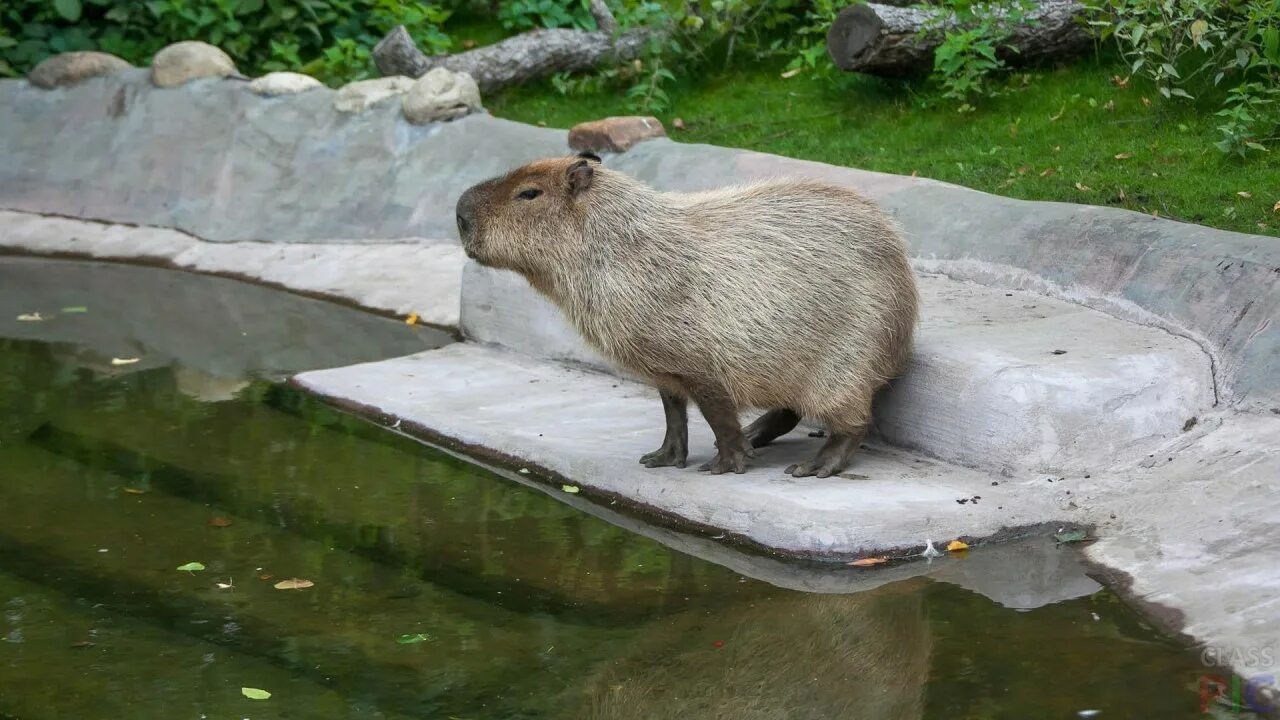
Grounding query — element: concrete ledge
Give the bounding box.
[295,343,1067,556]
[0,211,464,327]
[461,263,1215,474]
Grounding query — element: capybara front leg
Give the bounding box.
[688,383,751,475]
[743,408,801,449]
[640,390,689,468]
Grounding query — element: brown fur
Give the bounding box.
[457,156,918,477]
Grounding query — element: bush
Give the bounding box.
[0,0,454,86]
[1088,0,1280,156]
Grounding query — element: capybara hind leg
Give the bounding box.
[786,427,867,478]
[787,417,870,478]
[687,382,751,475]
[640,390,689,468]
[743,408,801,448]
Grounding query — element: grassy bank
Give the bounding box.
[485,58,1279,238]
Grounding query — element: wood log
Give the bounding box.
[826,1,1091,77]
[373,0,652,92]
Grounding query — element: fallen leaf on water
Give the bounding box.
[273,578,314,590]
[1237,191,1251,199]
[111,357,140,366]
[713,640,725,648]
[396,633,431,644]
[561,484,580,494]
[847,557,888,567]
[1055,528,1088,544]
[177,562,206,573]
[405,313,418,325]
[946,540,970,552]
[258,573,273,581]
[241,687,271,700]
[123,487,146,495]
[207,516,233,528]
[70,640,96,648]
[61,306,88,313]
[216,579,234,590]
[1114,152,1133,160]
[16,313,44,322]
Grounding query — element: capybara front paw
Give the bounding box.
[640,444,687,469]
[698,449,749,475]
[785,460,838,479]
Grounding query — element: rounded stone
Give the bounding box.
[28,51,133,89]
[333,76,415,113]
[248,71,323,97]
[151,41,237,88]
[402,68,482,125]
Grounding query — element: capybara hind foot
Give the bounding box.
[699,445,750,474]
[640,440,687,468]
[743,408,801,449]
[787,433,863,479]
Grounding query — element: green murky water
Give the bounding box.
[0,258,1223,719]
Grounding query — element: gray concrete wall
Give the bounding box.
[0,72,1276,411]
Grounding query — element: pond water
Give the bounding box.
[0,258,1225,719]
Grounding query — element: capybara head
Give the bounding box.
[456,152,603,277]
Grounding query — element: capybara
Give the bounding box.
[456,154,918,477]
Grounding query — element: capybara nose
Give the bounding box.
[455,187,478,243]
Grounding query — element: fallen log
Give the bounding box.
[373,0,654,91]
[826,1,1091,77]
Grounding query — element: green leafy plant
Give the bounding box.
[0,0,454,86]
[1088,0,1280,155]
[924,0,1037,103]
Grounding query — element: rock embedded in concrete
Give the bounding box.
[568,116,666,153]
[248,71,323,97]
[334,76,414,113]
[28,51,132,89]
[402,68,482,124]
[151,41,237,88]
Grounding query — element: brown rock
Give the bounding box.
[28,51,132,89]
[567,116,666,154]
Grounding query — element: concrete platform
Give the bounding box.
[295,343,1069,557]
[462,263,1216,475]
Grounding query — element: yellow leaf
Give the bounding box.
[1075,182,1092,192]
[1273,201,1280,213]
[273,578,314,590]
[111,357,140,366]
[1236,191,1251,199]
[405,313,418,325]
[561,484,580,494]
[1103,100,1115,112]
[123,487,146,495]
[241,687,271,700]
[946,540,970,552]
[1141,96,1152,107]
[1039,167,1056,177]
[1190,19,1208,42]
[1114,152,1133,160]
[847,557,888,567]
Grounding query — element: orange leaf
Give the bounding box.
[274,578,315,590]
[946,540,970,552]
[847,557,888,567]
[207,516,233,528]
[405,313,418,326]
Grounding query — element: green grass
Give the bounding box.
[484,58,1279,237]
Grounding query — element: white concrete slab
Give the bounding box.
[294,343,1068,557]
[0,210,464,327]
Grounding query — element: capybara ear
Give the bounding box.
[567,158,595,196]
[576,151,602,163]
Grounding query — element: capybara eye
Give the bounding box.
[517,188,542,200]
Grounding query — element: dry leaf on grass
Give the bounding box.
[1114,152,1133,160]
